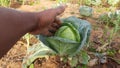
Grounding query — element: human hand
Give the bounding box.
[30,5,66,36]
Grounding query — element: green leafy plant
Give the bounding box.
[84,0,102,6]
[22,16,91,68]
[98,10,120,27]
[108,15,120,43]
[79,6,93,17]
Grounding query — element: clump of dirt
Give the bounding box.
[31,56,71,68]
[0,41,26,68]
[33,56,62,68]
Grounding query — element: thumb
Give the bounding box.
[53,5,67,16]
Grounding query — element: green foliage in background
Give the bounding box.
[108,0,119,6]
[56,0,68,4]
[99,10,120,27]
[84,0,120,6]
[0,0,10,7]
[84,0,102,6]
[0,0,40,8]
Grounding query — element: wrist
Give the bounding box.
[23,12,39,32]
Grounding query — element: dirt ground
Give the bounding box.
[0,0,120,68]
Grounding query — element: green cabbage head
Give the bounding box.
[55,23,80,42]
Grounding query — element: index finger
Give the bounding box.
[54,5,67,15]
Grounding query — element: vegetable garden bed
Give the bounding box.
[0,0,120,68]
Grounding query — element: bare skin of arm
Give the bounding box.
[0,6,66,58]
